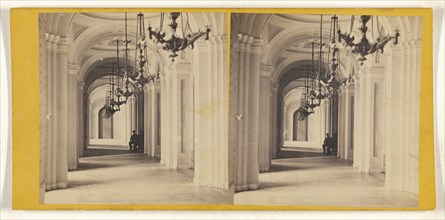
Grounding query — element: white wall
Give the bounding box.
[282,88,324,152]
[87,85,129,147]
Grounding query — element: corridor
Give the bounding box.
[45,149,229,204]
[234,151,418,207]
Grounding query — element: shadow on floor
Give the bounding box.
[276,150,328,159]
[82,148,141,157]
[267,153,351,173]
[256,181,296,190]
[65,179,106,189]
[71,162,121,171]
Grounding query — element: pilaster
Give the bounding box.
[258,64,273,172]
[67,63,79,170]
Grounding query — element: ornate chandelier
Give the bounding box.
[113,38,128,107]
[118,12,135,99]
[148,12,211,61]
[335,15,400,65]
[132,12,159,90]
[298,66,316,120]
[103,62,120,118]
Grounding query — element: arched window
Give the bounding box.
[98,107,113,139]
[293,110,308,141]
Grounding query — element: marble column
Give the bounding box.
[153,81,161,158]
[246,38,262,188]
[55,37,70,188]
[160,64,179,169]
[160,68,167,164]
[39,25,47,202]
[229,32,240,193]
[384,44,405,191]
[241,36,252,190]
[218,35,229,188]
[235,34,246,191]
[176,61,193,169]
[337,87,345,158]
[258,64,273,172]
[234,35,262,191]
[48,35,60,190]
[270,83,279,159]
[77,81,85,157]
[44,34,54,191]
[144,84,150,155]
[409,40,421,194]
[67,64,79,170]
[354,64,375,174]
[126,97,134,150]
[193,35,229,189]
[352,73,362,169]
[343,83,354,161]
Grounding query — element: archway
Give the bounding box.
[231,13,422,207]
[292,110,307,141]
[40,11,230,204]
[98,106,113,139]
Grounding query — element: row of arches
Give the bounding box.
[230,13,423,201]
[38,12,229,203]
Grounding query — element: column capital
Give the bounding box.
[413,39,422,49]
[57,37,70,54]
[260,64,273,77]
[240,34,249,44]
[345,83,354,93]
[251,38,264,55]
[242,36,254,53]
[175,61,192,75]
[143,83,151,91]
[51,35,60,50]
[46,33,54,45]
[238,35,248,52]
[195,40,211,52]
[58,37,70,46]
[218,34,227,45]
[68,63,79,69]
[352,74,360,83]
[78,81,85,90]
[401,40,412,50]
[389,43,404,54]
[162,62,177,76]
[209,36,217,46]
[272,83,279,92]
[153,80,161,87]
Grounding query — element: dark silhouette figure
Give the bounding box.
[332,133,338,155]
[129,130,138,152]
[322,133,335,155]
[138,129,144,153]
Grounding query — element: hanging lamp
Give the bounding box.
[336,15,400,65]
[148,12,211,61]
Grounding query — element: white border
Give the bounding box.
[1,1,444,219]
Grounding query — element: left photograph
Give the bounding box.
[38,12,229,204]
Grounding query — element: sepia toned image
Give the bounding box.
[229,13,423,207]
[38,11,229,204]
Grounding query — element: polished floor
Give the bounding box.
[45,149,229,204]
[235,152,418,207]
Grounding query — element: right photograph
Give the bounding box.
[229,13,423,207]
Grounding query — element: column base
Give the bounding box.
[57,182,68,189]
[45,183,57,191]
[359,168,370,174]
[45,182,68,191]
[259,167,270,173]
[68,164,78,171]
[177,164,192,170]
[235,183,260,192]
